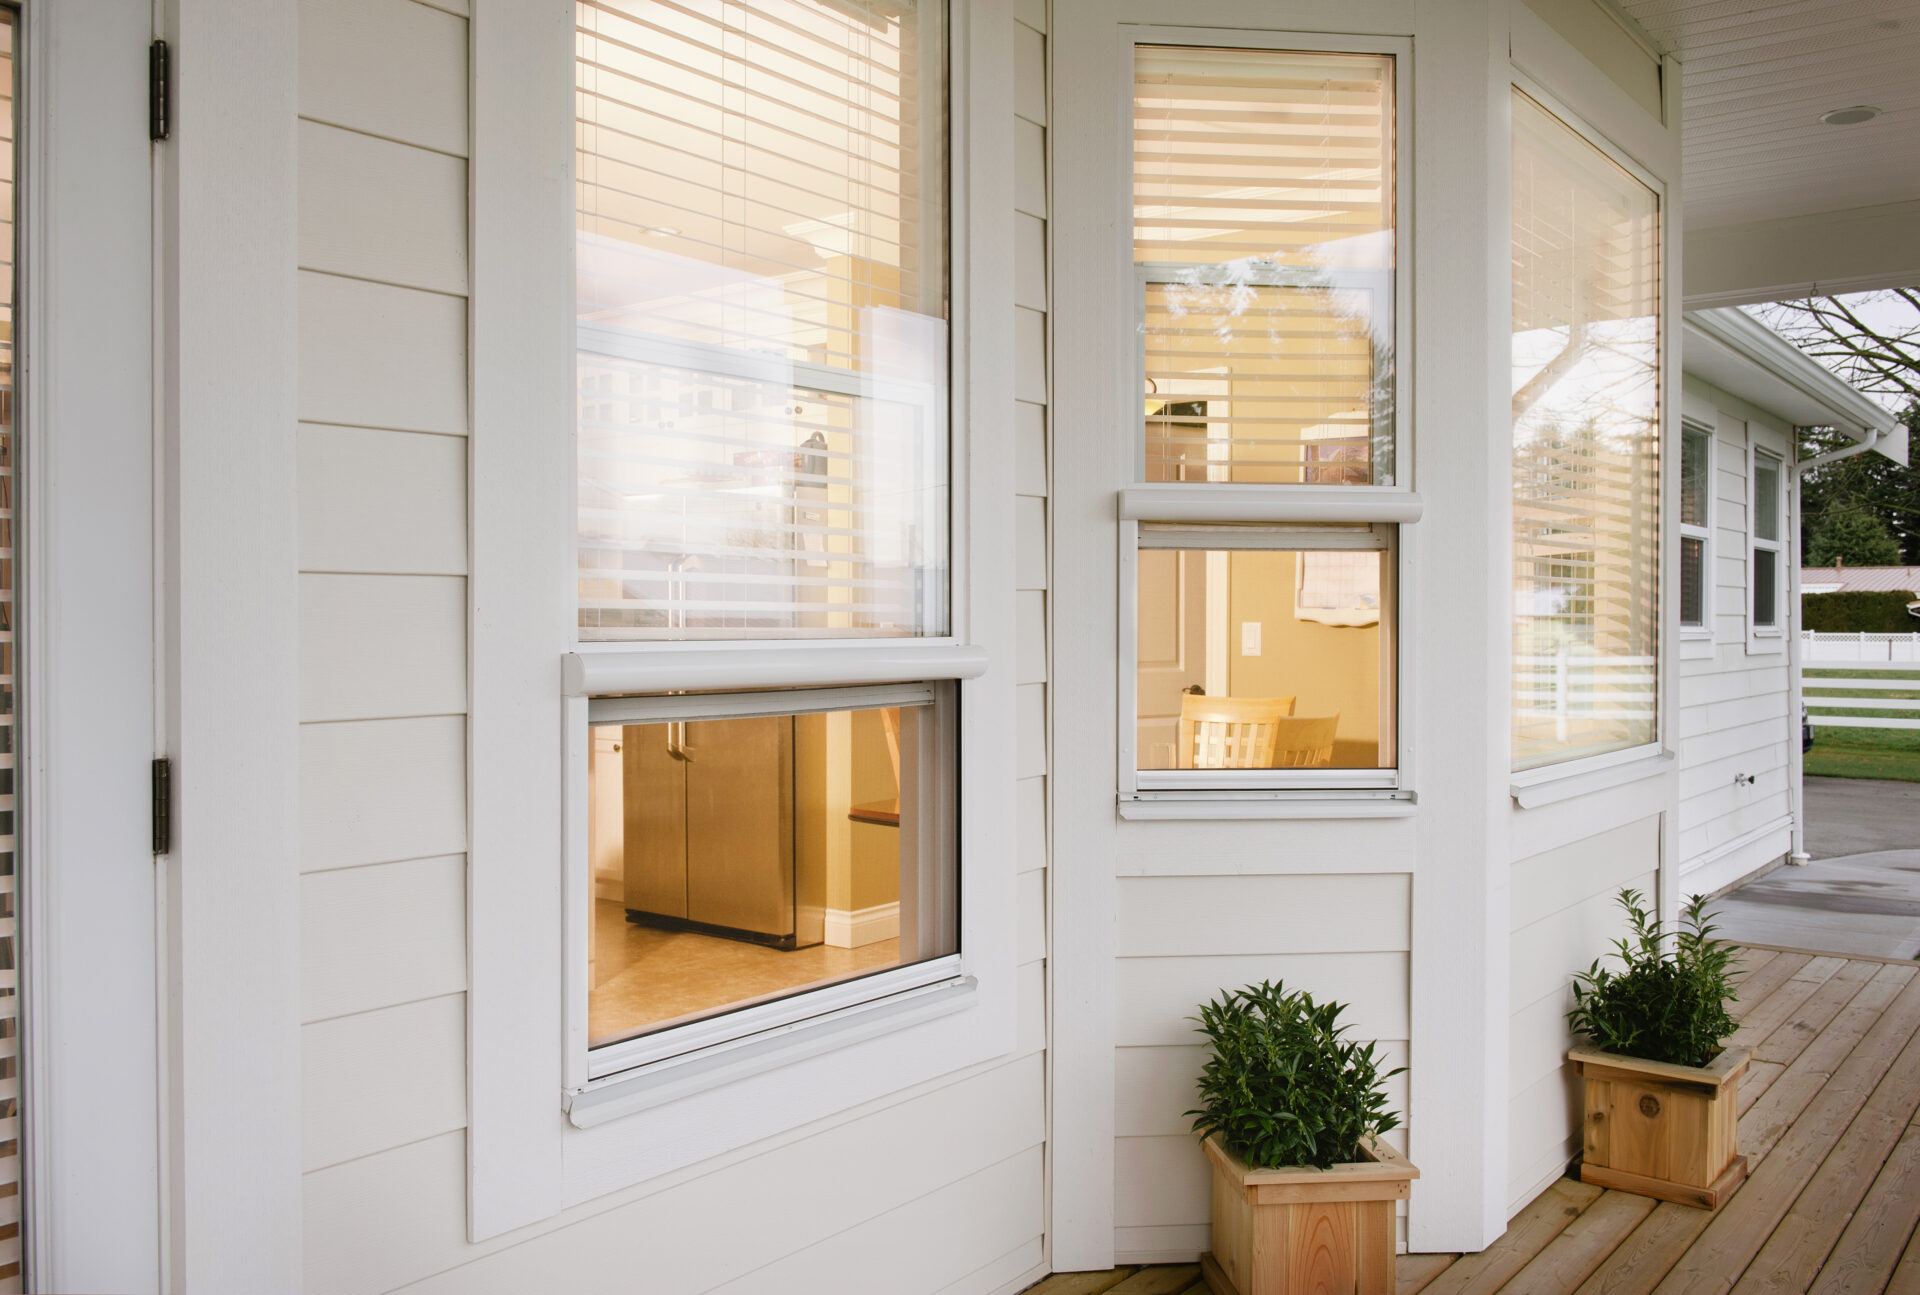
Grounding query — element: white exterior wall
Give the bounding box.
[1112,867,1412,1260]
[1505,817,1659,1212]
[1675,377,1797,897]
[291,2,1051,1292]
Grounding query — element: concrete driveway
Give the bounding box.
[1708,777,1920,960]
[1804,776,1920,861]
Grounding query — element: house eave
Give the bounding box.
[1682,307,1907,466]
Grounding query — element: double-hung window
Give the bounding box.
[1119,36,1412,807]
[569,0,974,1091]
[1751,447,1784,638]
[1509,88,1662,773]
[1679,423,1712,632]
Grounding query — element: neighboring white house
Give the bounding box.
[15,1,1920,1293]
[1674,308,1905,897]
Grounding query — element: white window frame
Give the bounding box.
[1114,28,1417,816]
[1503,71,1671,790]
[466,0,1019,1238]
[1679,419,1712,635]
[1749,441,1786,649]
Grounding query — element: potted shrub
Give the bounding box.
[1188,980,1414,1295]
[1566,889,1748,1209]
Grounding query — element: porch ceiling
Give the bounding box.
[1617,0,1920,230]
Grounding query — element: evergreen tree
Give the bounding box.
[1807,495,1903,567]
[1797,404,1920,564]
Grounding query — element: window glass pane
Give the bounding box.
[1135,46,1395,485]
[1754,547,1778,628]
[1680,426,1710,528]
[1136,546,1393,771]
[576,0,949,640]
[1511,90,1660,771]
[1754,453,1781,542]
[1680,535,1703,627]
[588,691,956,1050]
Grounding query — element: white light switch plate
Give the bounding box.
[1241,621,1261,656]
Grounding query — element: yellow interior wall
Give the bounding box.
[849,708,901,912]
[800,709,901,915]
[1225,550,1383,766]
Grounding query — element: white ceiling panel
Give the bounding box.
[1614,0,1920,228]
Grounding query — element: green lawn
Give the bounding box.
[1804,669,1920,782]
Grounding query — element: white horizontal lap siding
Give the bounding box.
[303,3,1052,1292]
[1506,816,1659,1211]
[294,0,474,1282]
[1675,387,1794,886]
[1112,873,1412,1262]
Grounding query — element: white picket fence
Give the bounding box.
[1801,630,1920,663]
[1802,647,1920,732]
[1514,652,1657,740]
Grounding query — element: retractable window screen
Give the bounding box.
[1133,46,1395,486]
[1510,88,1661,771]
[576,0,949,641]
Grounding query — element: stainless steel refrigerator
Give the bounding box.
[620,715,826,949]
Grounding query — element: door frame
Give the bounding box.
[19,0,163,1288]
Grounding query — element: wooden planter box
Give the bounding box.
[1199,1133,1418,1295]
[1568,1044,1751,1209]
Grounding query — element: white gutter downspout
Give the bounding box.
[1782,425,1883,866]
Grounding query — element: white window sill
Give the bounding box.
[564,975,977,1129]
[1118,792,1416,820]
[1509,751,1674,809]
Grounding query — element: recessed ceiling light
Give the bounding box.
[1821,105,1882,126]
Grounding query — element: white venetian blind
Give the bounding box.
[1133,46,1395,485]
[576,0,949,641]
[1510,88,1661,771]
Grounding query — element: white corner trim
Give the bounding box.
[1510,751,1675,808]
[825,902,901,948]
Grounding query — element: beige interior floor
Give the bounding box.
[590,897,901,1046]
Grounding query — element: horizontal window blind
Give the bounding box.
[1511,88,1661,771]
[576,0,949,640]
[1133,46,1395,486]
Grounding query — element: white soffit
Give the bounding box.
[1616,0,1920,229]
[1684,307,1908,465]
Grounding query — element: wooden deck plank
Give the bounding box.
[1739,964,1918,1163]
[1419,1180,1604,1295]
[1886,1226,1920,1295]
[1105,1265,1204,1295]
[1810,1115,1920,1295]
[1732,1017,1920,1294]
[1750,961,1881,1066]
[1501,1191,1659,1295]
[1726,956,1850,1052]
[1723,953,1813,1027]
[1652,971,1920,1294]
[1569,1202,1720,1295]
[1740,961,1884,1114]
[1025,1269,1141,1295]
[1396,1253,1458,1295]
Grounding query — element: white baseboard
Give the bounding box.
[824,902,899,948]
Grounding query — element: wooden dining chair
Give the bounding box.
[1177,694,1296,769]
[1270,714,1340,768]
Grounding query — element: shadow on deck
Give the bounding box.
[1027,943,1920,1295]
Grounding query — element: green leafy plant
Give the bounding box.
[1567,889,1739,1068]
[1187,980,1403,1170]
